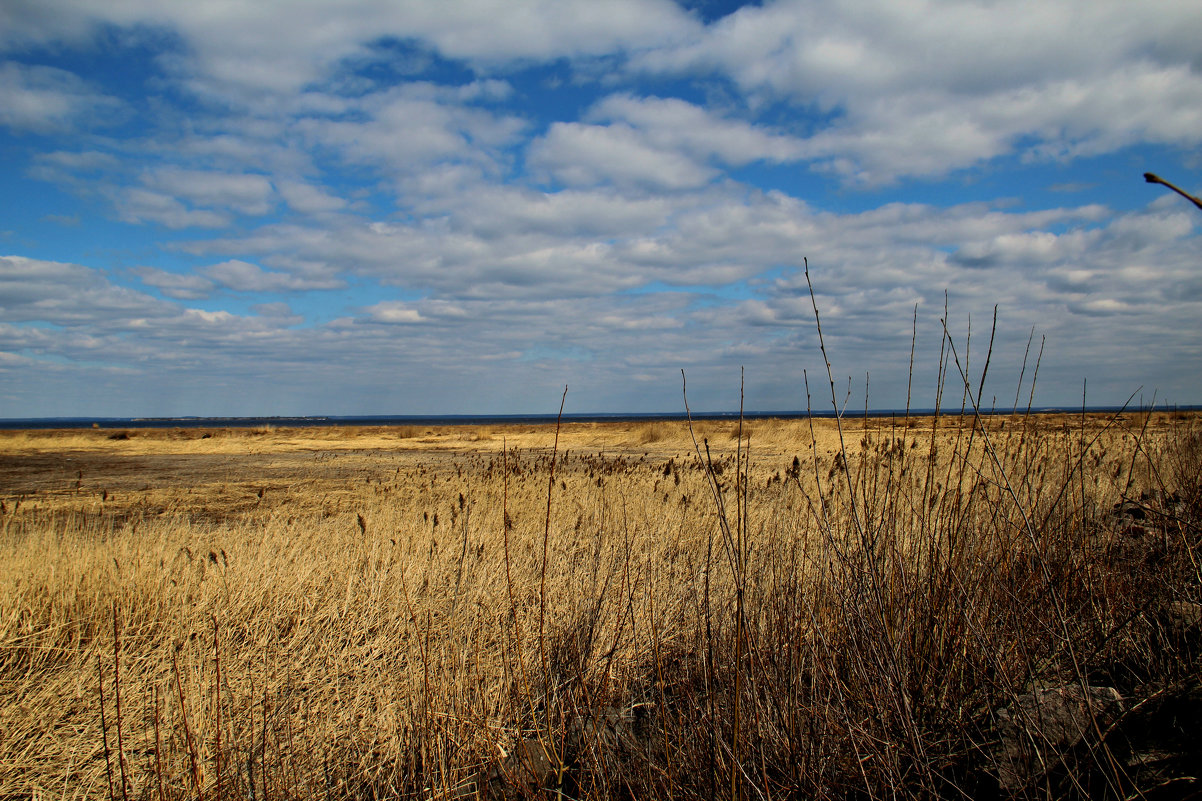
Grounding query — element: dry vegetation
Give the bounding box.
[2,407,1201,799]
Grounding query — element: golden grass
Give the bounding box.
[1,412,1199,799]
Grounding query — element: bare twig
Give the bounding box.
[173,648,204,801]
[153,688,166,801]
[1145,172,1202,211]
[537,385,569,789]
[98,655,115,801]
[213,616,223,801]
[112,605,129,801]
[803,258,865,544]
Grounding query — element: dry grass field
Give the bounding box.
[2,411,1200,799]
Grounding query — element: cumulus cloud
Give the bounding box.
[251,301,302,322]
[1,1,1200,415]
[529,121,718,190]
[1067,298,1134,317]
[276,179,346,214]
[2,186,1198,416]
[2,0,698,101]
[529,94,807,190]
[167,181,1168,358]
[0,61,122,132]
[3,250,734,416]
[636,0,1202,183]
[141,169,276,216]
[29,149,119,176]
[362,302,426,324]
[420,185,675,238]
[131,266,215,300]
[296,82,528,178]
[200,260,345,293]
[114,188,231,229]
[589,94,805,165]
[1,255,176,326]
[1,255,337,394]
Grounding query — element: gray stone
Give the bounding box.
[1166,600,1202,630]
[994,684,1123,790]
[449,737,563,800]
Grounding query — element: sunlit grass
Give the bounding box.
[2,407,1199,798]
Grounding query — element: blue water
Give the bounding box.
[1,406,1193,430]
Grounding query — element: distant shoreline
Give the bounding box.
[2,406,1197,430]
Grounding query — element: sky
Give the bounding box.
[1,0,1200,418]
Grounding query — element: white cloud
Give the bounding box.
[114,188,231,229]
[200,260,345,293]
[182,308,237,325]
[0,255,175,326]
[32,149,119,171]
[6,0,1201,187]
[636,0,1202,183]
[3,184,1199,416]
[363,302,425,324]
[1,0,698,101]
[590,94,805,166]
[949,230,1091,269]
[792,64,1202,183]
[0,256,342,411]
[1067,297,1133,317]
[2,1,1201,416]
[171,184,1135,333]
[296,83,528,178]
[382,0,699,63]
[131,266,215,300]
[276,179,346,214]
[0,61,121,132]
[252,301,302,324]
[645,0,1201,100]
[142,168,276,216]
[529,122,717,190]
[419,185,674,237]
[528,95,807,190]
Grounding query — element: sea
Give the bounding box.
[1,406,1192,431]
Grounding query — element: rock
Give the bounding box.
[450,737,563,800]
[1165,601,1202,631]
[499,738,562,792]
[448,707,647,799]
[994,684,1123,790]
[1112,499,1150,539]
[1114,499,1148,524]
[569,706,640,757]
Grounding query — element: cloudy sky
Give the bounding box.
[1,0,1199,418]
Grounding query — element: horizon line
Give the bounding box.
[3,405,1198,430]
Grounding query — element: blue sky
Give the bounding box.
[1,0,1200,417]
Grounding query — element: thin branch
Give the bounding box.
[803,258,865,544]
[1145,172,1202,211]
